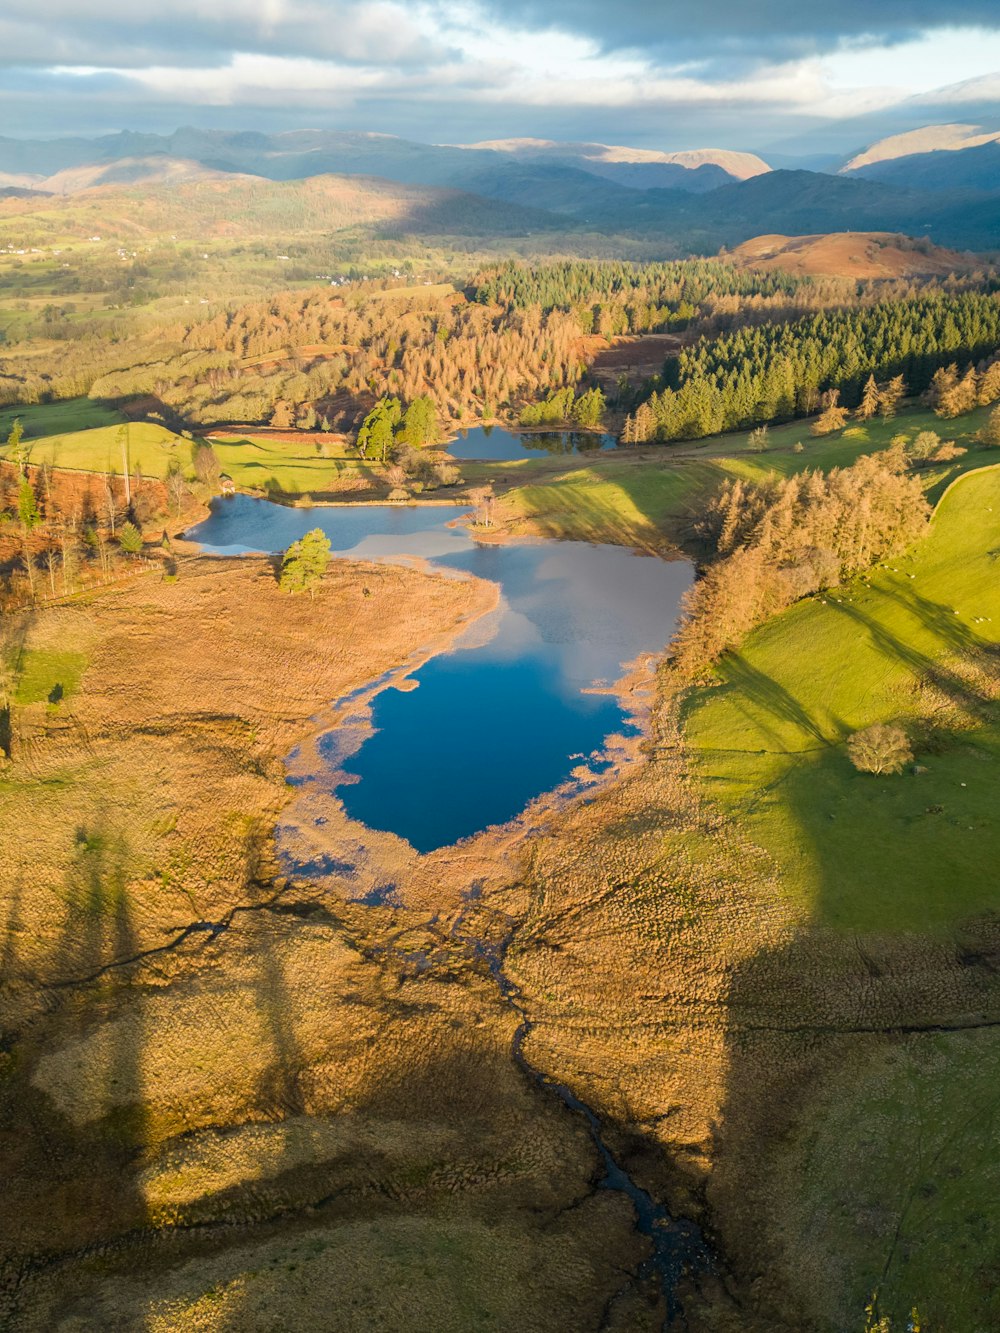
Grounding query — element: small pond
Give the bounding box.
[188,496,691,853]
[444,424,617,461]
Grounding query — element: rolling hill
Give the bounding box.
[730,231,975,278]
[0,169,569,243]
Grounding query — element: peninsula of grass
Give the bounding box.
[682,463,1000,932]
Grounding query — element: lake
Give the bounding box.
[444,424,617,461]
[187,496,691,854]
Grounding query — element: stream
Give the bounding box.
[187,495,711,1323]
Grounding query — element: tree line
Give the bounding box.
[672,449,930,675]
[623,291,1000,443]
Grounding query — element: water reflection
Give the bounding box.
[187,496,691,853]
[445,425,617,461]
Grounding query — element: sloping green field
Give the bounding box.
[503,403,995,549]
[205,434,366,495]
[12,421,186,477]
[684,464,1000,932]
[0,397,126,440]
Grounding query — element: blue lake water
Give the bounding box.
[187,495,692,853]
[445,425,617,461]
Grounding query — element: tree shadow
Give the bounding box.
[0,824,151,1322]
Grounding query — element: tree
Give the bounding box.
[279,528,332,596]
[270,400,295,429]
[118,521,143,555]
[6,417,26,470]
[847,724,913,775]
[356,397,401,461]
[17,476,39,597]
[165,458,187,515]
[116,423,131,507]
[856,374,880,421]
[467,485,495,528]
[746,425,769,453]
[191,440,221,487]
[811,389,849,436]
[978,403,1000,447]
[906,430,941,465]
[878,375,906,420]
[571,386,606,429]
[977,360,1000,406]
[396,395,438,447]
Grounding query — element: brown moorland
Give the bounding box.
[731,231,975,279]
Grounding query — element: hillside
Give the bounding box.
[459,138,771,191]
[842,122,1000,172]
[847,139,1000,194]
[0,169,567,243]
[38,156,244,195]
[730,231,974,278]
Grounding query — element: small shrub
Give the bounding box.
[847,724,913,775]
[746,425,769,453]
[792,441,805,454]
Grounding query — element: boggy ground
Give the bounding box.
[0,555,645,1331]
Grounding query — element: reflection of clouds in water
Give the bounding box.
[337,528,472,561]
[189,498,693,851]
[503,542,693,689]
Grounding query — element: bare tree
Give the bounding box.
[847,724,913,775]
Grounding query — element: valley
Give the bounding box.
[1,101,1000,1333]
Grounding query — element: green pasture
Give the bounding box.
[502,402,997,547]
[205,434,375,495]
[783,1027,1000,1332]
[4,421,186,478]
[683,464,1000,932]
[0,397,126,441]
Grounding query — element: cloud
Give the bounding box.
[473,0,1000,59]
[0,0,998,150]
[0,0,445,69]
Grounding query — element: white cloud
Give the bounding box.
[1,0,998,145]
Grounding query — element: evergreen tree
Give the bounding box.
[856,374,880,420]
[279,528,332,597]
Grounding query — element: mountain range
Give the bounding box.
[2,122,1000,256]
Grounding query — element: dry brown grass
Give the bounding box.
[6,539,998,1331]
[0,553,652,1331]
[730,231,973,279]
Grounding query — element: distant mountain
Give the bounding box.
[2,128,998,257]
[589,170,1000,253]
[0,168,570,242]
[40,156,245,195]
[456,138,770,192]
[0,127,768,198]
[841,123,1000,173]
[840,124,1000,194]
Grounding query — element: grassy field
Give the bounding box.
[7,397,993,507]
[500,403,997,549]
[8,420,187,477]
[1,417,385,493]
[683,464,1000,932]
[206,433,374,495]
[0,396,126,440]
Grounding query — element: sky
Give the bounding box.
[1,0,998,152]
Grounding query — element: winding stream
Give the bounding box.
[187,495,709,1322]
